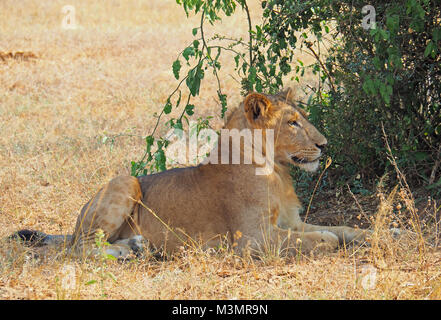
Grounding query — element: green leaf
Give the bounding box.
[130,161,137,176]
[186,65,204,96]
[255,78,263,92]
[379,84,391,104]
[386,84,393,97]
[182,47,195,61]
[146,135,154,152]
[248,66,257,84]
[373,56,382,70]
[433,28,441,42]
[386,14,400,35]
[218,91,227,118]
[172,60,181,80]
[192,27,198,36]
[424,41,434,57]
[163,101,172,114]
[362,78,375,95]
[175,90,182,108]
[234,54,240,69]
[106,254,117,261]
[85,280,97,286]
[154,148,166,172]
[173,120,183,131]
[185,104,195,116]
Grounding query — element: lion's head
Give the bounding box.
[232,90,327,172]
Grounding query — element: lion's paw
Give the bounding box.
[316,231,339,247]
[300,231,339,252]
[128,235,147,256]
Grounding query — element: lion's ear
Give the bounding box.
[276,88,296,103]
[243,92,272,124]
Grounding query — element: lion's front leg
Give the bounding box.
[303,224,370,244]
[277,206,370,245]
[236,221,339,256]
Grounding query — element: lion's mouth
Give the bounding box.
[291,156,320,164]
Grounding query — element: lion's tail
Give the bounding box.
[9,229,73,247]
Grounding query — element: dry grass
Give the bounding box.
[1,0,440,300]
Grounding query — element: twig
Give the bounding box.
[346,184,368,223]
[130,197,190,246]
[240,0,253,67]
[305,41,336,93]
[303,157,333,224]
[428,144,441,185]
[381,122,427,257]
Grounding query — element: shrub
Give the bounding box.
[132,0,441,194]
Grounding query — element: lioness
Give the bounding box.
[13,90,368,258]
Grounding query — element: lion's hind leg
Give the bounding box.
[71,176,144,259]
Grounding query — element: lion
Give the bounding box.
[12,90,369,258]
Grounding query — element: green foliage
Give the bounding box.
[131,0,440,194]
[131,0,248,176]
[259,0,441,189]
[318,0,439,188]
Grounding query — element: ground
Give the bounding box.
[1,0,440,300]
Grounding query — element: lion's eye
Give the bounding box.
[288,120,301,128]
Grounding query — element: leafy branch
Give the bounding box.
[130,0,338,177]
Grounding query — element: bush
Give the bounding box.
[132,0,441,195]
[260,0,441,190]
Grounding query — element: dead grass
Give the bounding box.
[0,0,440,300]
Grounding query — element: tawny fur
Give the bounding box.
[67,90,368,258]
[14,91,368,258]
